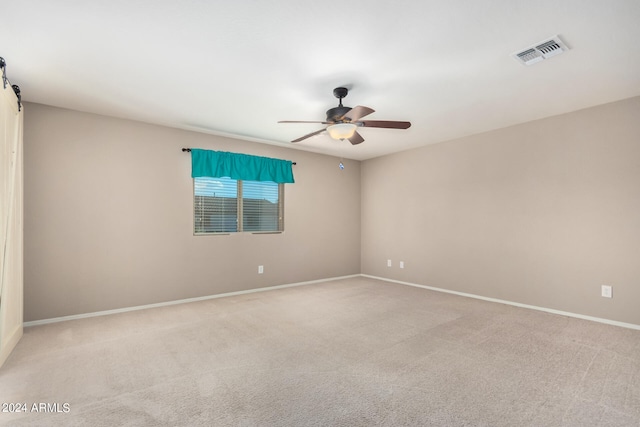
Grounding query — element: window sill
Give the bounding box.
[193,231,283,236]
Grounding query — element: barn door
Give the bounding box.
[0,80,24,369]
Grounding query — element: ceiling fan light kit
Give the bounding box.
[327,123,357,140]
[279,87,411,146]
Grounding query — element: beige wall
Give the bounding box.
[23,103,361,321]
[362,96,640,325]
[23,97,640,325]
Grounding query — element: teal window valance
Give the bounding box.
[191,149,295,184]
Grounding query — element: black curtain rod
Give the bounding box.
[182,148,296,165]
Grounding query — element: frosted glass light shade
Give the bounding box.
[327,123,357,140]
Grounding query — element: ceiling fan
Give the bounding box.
[278,87,411,145]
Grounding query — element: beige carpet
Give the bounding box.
[1,277,639,426]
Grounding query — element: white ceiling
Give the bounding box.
[3,0,640,160]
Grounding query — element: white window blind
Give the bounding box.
[242,180,282,232]
[194,177,283,234]
[194,177,238,233]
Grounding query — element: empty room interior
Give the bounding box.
[1,1,640,425]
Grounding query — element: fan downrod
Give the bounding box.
[326,87,351,121]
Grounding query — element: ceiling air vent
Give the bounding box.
[512,35,569,66]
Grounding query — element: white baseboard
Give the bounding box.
[25,273,640,331]
[362,274,640,331]
[24,274,360,327]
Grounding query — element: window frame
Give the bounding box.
[193,177,284,235]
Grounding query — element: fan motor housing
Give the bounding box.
[326,106,351,122]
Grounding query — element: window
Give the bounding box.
[194,177,284,234]
[189,148,292,234]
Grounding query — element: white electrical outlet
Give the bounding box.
[258,265,264,274]
[400,261,404,269]
[387,259,392,267]
[601,285,612,298]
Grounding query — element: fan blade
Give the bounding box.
[359,120,411,129]
[278,120,331,124]
[291,128,326,143]
[348,131,364,145]
[342,106,375,122]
